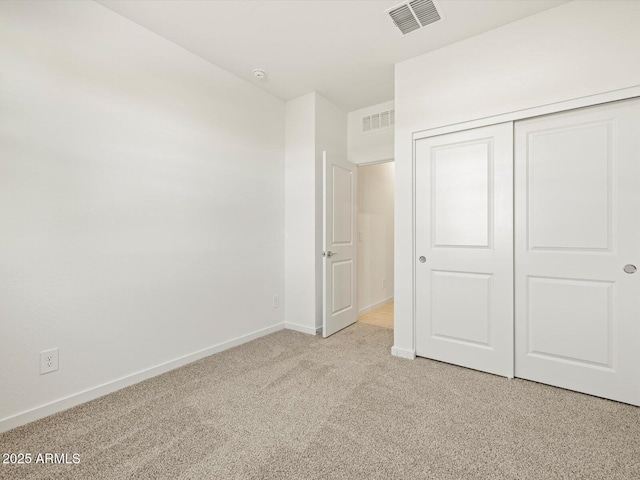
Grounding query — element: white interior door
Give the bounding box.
[323,151,357,337]
[415,123,514,377]
[515,99,640,406]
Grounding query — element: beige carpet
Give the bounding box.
[1,323,639,480]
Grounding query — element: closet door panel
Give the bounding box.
[515,99,640,406]
[415,123,514,378]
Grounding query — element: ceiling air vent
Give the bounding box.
[387,0,443,35]
[362,109,395,134]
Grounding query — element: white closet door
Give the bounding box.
[415,123,514,378]
[515,99,640,406]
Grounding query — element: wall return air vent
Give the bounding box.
[387,0,443,35]
[362,109,395,133]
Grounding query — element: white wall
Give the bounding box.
[0,0,285,430]
[348,100,394,165]
[358,162,394,314]
[284,94,316,333]
[284,92,347,333]
[394,0,640,356]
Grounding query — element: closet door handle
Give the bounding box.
[419,256,427,263]
[624,264,637,274]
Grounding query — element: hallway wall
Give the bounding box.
[357,162,394,314]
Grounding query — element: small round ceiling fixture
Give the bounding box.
[251,69,267,80]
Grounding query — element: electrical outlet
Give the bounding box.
[272,295,279,308]
[40,348,59,375]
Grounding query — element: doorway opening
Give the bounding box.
[356,160,394,330]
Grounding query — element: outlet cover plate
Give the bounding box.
[40,348,59,374]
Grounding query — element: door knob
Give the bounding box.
[419,256,426,263]
[624,264,637,274]
[323,251,338,258]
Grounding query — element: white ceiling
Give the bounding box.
[97,0,568,111]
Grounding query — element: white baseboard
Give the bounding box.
[0,322,285,434]
[358,296,394,316]
[391,345,416,360]
[284,322,319,336]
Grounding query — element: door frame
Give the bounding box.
[321,156,396,337]
[407,85,640,357]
